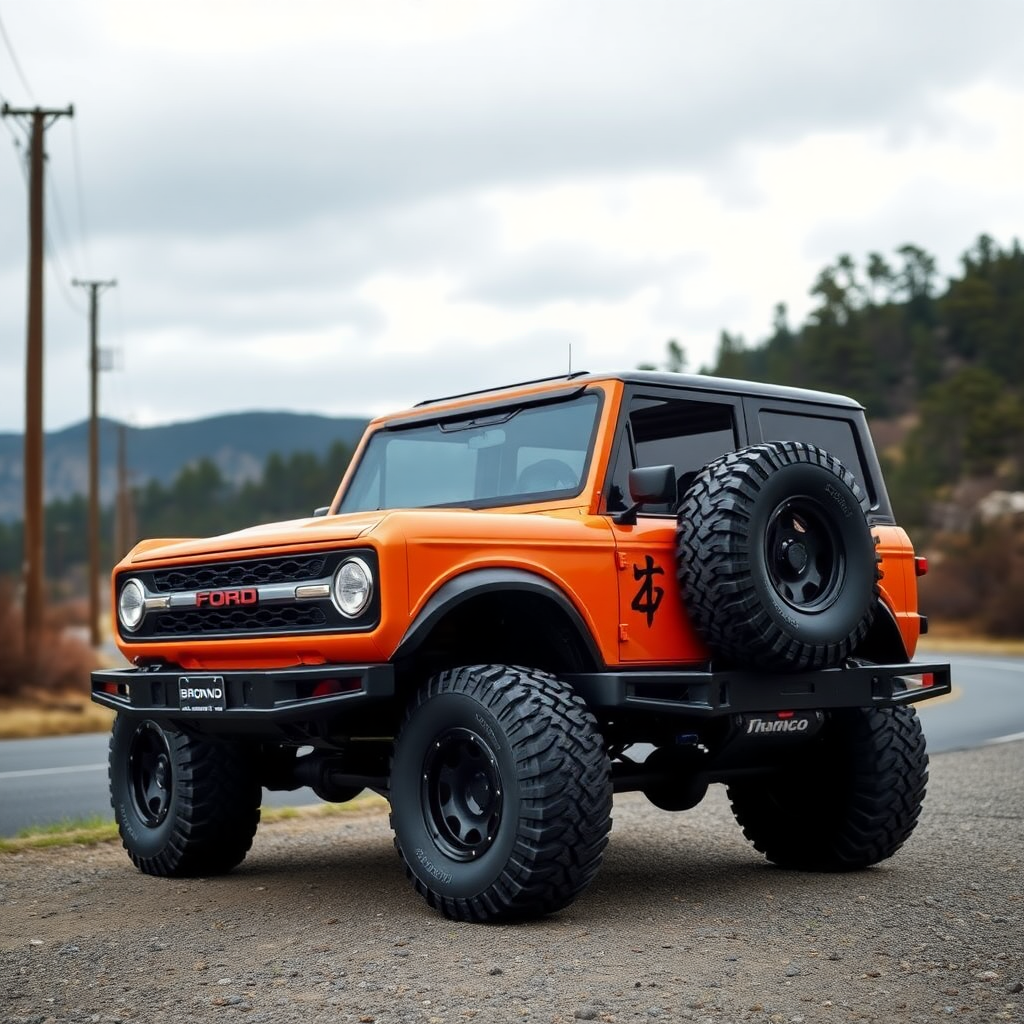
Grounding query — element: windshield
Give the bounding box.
[339,392,600,512]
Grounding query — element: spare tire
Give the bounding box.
[676,441,879,671]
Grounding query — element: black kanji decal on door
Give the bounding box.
[631,555,665,627]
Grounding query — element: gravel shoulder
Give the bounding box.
[2,741,1022,1024]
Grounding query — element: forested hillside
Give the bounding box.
[0,412,368,521]
[653,234,1024,636]
[697,234,1024,526]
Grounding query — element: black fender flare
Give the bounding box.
[857,597,912,663]
[393,567,604,668]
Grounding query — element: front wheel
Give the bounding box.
[109,715,262,876]
[389,665,612,922]
[727,705,928,871]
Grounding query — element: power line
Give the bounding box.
[45,140,79,260]
[4,125,26,177]
[70,119,92,276]
[0,8,34,101]
[0,90,21,145]
[44,168,87,312]
[45,240,86,314]
[107,286,131,412]
[2,100,28,164]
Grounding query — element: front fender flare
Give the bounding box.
[393,567,604,667]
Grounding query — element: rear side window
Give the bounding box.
[757,409,877,508]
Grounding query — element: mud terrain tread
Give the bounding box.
[727,705,928,871]
[390,664,612,922]
[676,441,879,671]
[110,718,261,877]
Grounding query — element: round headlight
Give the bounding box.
[118,578,146,633]
[332,557,373,618]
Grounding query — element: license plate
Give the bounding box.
[178,676,227,711]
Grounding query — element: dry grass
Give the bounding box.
[918,621,1024,656]
[0,794,390,854]
[0,816,119,852]
[0,579,114,737]
[0,694,115,739]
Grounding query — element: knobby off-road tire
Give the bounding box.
[109,715,262,877]
[677,441,880,671]
[727,705,928,871]
[389,664,613,922]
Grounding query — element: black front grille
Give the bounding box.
[152,605,328,636]
[120,548,380,642]
[151,555,327,593]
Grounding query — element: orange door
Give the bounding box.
[609,516,711,665]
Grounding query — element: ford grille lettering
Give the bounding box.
[195,588,258,608]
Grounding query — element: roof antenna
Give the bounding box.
[568,342,572,375]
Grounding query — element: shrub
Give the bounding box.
[919,522,1024,638]
[0,579,99,699]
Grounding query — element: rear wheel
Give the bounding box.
[109,715,261,876]
[389,664,612,922]
[727,705,928,870]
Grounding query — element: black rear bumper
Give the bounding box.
[565,660,952,716]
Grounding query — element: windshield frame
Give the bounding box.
[336,388,604,514]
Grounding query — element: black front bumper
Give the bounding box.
[91,663,395,731]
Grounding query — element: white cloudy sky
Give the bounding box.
[1,0,1023,433]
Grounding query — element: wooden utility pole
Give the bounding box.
[72,278,117,648]
[1,102,74,660]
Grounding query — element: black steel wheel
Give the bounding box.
[389,664,612,922]
[109,715,261,877]
[126,720,174,827]
[421,726,504,861]
[677,441,880,670]
[728,705,928,870]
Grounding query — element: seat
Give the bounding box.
[516,459,578,494]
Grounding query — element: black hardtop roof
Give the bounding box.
[416,370,863,412]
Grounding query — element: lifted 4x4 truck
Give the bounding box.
[93,371,952,922]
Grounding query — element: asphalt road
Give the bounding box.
[0,651,1020,837]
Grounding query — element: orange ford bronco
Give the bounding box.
[92,371,951,921]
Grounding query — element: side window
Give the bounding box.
[606,396,738,514]
[757,409,876,507]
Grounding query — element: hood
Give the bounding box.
[124,510,387,564]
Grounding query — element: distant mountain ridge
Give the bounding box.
[0,411,370,522]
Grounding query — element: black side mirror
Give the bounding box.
[613,465,677,525]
